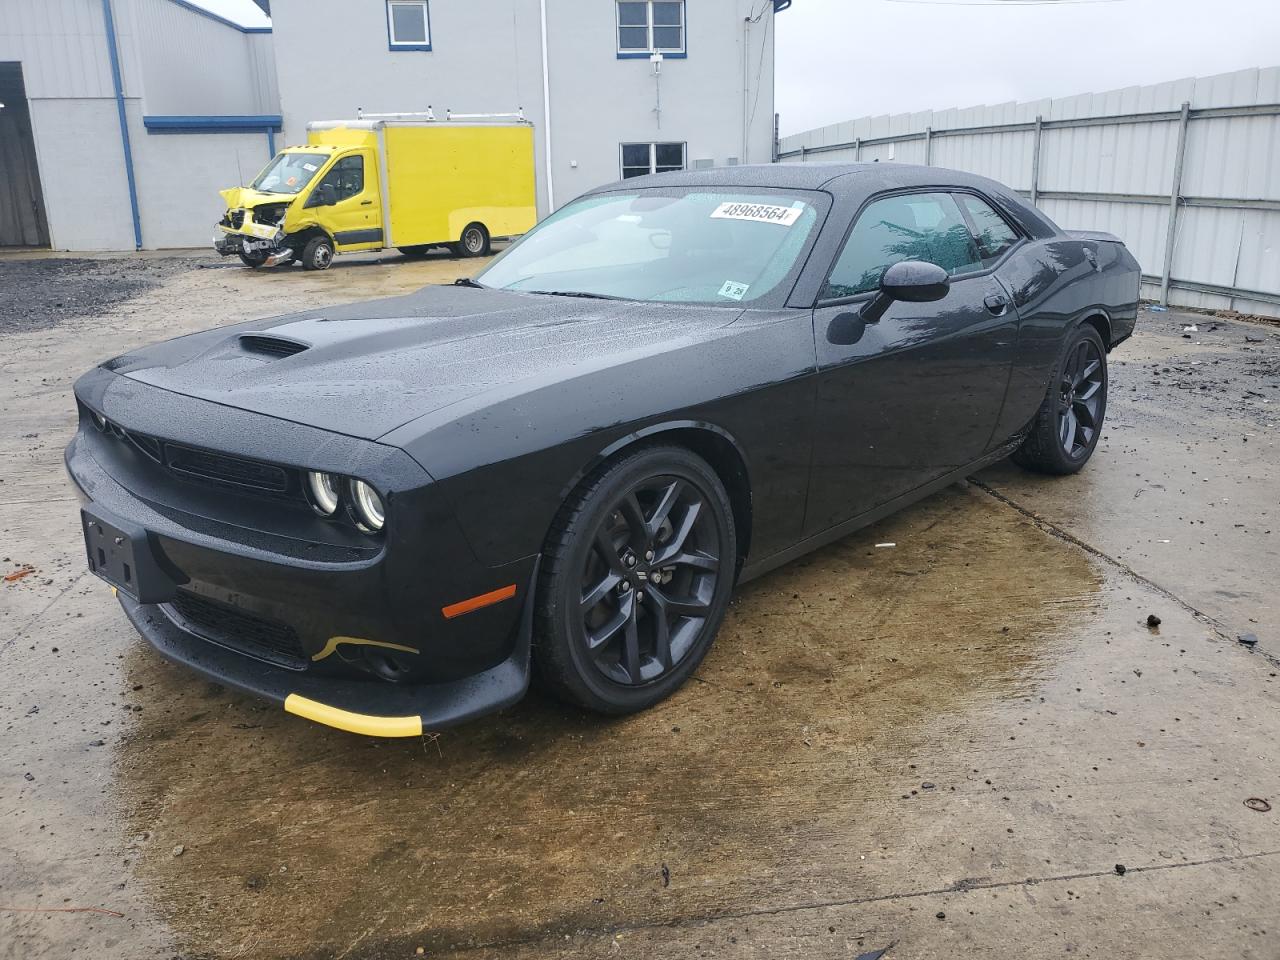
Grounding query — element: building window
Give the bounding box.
[621,142,686,179]
[387,0,431,50]
[617,1,686,57]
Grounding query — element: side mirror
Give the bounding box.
[861,260,950,324]
[306,183,338,208]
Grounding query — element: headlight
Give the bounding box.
[350,480,385,532]
[306,470,340,516]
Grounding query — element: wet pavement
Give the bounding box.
[1,254,1278,959]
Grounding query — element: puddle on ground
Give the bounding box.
[112,484,1101,958]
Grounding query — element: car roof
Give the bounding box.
[584,161,1060,238]
[588,161,1000,194]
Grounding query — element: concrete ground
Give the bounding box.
[1,251,1277,960]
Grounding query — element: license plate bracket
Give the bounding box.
[82,507,178,604]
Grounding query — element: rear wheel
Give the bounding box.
[452,223,490,258]
[300,235,334,271]
[535,447,736,715]
[1012,323,1108,475]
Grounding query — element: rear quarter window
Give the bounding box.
[959,193,1021,262]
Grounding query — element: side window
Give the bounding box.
[823,192,982,300]
[319,156,364,202]
[959,193,1020,263]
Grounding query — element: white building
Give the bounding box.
[269,0,787,218]
[1,0,788,251]
[0,0,278,250]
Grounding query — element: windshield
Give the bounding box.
[250,152,328,195]
[476,190,823,305]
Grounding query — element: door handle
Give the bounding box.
[984,294,1009,315]
[360,200,374,206]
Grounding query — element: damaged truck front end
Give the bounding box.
[214,192,297,267]
[213,146,344,271]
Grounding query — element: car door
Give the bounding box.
[803,190,1019,536]
[314,152,382,248]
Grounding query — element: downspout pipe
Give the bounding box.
[537,0,552,211]
[101,0,142,250]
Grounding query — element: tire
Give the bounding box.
[238,249,268,268]
[398,245,431,258]
[299,235,335,271]
[454,223,490,258]
[1012,323,1108,475]
[535,446,737,715]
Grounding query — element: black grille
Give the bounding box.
[222,209,245,229]
[165,443,290,493]
[165,590,308,670]
[239,334,308,358]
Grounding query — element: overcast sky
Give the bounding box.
[776,0,1280,135]
[194,0,1278,137]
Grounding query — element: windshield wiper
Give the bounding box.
[454,277,487,288]
[522,289,631,301]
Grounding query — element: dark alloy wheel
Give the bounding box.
[579,475,722,686]
[535,447,736,714]
[1012,323,1108,475]
[1058,336,1104,458]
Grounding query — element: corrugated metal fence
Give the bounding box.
[777,68,1280,318]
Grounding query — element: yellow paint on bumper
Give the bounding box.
[283,694,423,738]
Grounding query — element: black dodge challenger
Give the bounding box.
[66,163,1139,736]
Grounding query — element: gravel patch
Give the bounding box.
[0,257,199,334]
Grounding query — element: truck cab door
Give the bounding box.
[310,151,382,249]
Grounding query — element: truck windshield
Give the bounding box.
[250,153,328,195]
[476,190,822,305]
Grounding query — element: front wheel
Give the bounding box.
[1012,323,1108,475]
[300,235,334,271]
[535,447,737,715]
[238,249,268,268]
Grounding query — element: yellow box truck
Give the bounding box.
[213,112,537,270]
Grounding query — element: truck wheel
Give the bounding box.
[398,246,431,258]
[454,223,490,258]
[300,236,334,271]
[238,250,268,268]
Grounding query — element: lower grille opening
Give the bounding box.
[164,590,308,671]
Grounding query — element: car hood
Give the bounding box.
[106,285,742,441]
[219,186,295,210]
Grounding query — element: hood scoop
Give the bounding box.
[238,334,309,359]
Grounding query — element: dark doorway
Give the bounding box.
[0,62,51,247]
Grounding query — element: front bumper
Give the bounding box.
[114,566,536,736]
[67,368,539,735]
[214,219,289,261]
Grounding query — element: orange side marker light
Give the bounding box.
[441,584,517,620]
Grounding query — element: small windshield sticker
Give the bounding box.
[711,202,803,227]
[718,280,750,301]
[302,163,317,171]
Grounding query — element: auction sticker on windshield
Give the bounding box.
[711,202,803,227]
